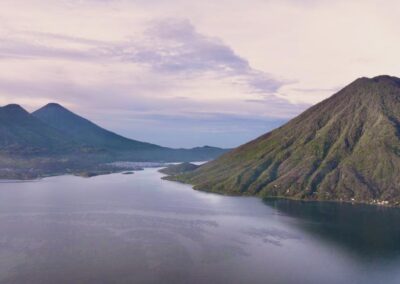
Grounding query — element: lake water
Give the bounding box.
[0,168,399,284]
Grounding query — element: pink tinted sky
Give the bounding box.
[0,0,399,147]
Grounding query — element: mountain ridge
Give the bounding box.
[0,104,77,155]
[33,102,162,151]
[0,103,228,179]
[166,75,400,206]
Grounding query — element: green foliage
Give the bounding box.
[159,162,199,175]
[0,104,228,179]
[169,76,400,206]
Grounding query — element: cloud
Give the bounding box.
[114,19,284,93]
[0,15,304,148]
[0,18,285,95]
[0,30,103,61]
[0,40,94,61]
[4,0,398,147]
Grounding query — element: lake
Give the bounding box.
[0,168,399,284]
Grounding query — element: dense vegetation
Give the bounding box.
[33,103,161,151]
[159,162,199,175]
[0,103,227,179]
[167,76,400,206]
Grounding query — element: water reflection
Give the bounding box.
[264,198,400,260]
[0,170,400,284]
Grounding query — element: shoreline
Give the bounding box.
[163,175,400,208]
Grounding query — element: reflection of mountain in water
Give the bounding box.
[264,199,400,259]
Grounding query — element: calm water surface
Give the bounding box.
[0,169,399,284]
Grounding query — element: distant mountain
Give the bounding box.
[167,75,400,206]
[0,104,76,155]
[32,103,161,151]
[0,102,227,179]
[159,162,199,175]
[31,103,227,161]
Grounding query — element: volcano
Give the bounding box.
[168,76,400,206]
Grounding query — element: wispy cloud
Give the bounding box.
[113,19,284,93]
[0,18,285,95]
[0,29,102,61]
[0,15,304,147]
[2,0,396,147]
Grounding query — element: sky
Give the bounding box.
[0,0,399,148]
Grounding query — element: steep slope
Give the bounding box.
[159,162,199,175]
[169,75,400,206]
[0,104,76,155]
[32,103,162,151]
[0,103,227,179]
[32,103,228,161]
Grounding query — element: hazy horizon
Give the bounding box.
[1,101,287,148]
[1,0,399,147]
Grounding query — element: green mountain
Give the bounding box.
[167,75,400,206]
[32,103,161,151]
[0,104,76,155]
[31,103,227,161]
[159,162,200,175]
[0,103,227,179]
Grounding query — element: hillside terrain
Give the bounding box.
[0,104,227,179]
[33,103,161,151]
[167,76,400,206]
[159,162,200,175]
[0,104,77,155]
